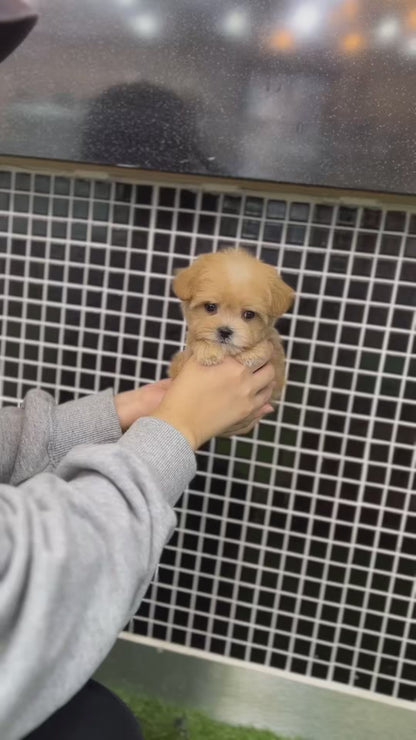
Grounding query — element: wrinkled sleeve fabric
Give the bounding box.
[0,388,122,485]
[0,416,196,740]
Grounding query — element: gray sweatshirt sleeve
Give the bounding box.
[0,416,196,740]
[0,388,122,485]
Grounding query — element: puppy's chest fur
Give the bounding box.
[169,326,286,402]
[168,248,294,403]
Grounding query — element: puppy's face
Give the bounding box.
[173,249,294,353]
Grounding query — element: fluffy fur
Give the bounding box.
[168,248,294,401]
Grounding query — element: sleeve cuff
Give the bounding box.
[49,389,122,466]
[119,417,197,507]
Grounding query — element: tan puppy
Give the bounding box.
[169,248,294,401]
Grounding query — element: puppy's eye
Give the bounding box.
[204,303,218,314]
[243,310,256,320]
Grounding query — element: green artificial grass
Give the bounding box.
[111,686,298,740]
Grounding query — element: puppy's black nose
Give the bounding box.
[218,326,233,341]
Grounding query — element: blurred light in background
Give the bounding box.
[221,8,250,38]
[290,3,322,37]
[267,29,295,52]
[376,16,400,43]
[407,9,416,30]
[404,36,416,56]
[130,12,160,38]
[341,31,364,53]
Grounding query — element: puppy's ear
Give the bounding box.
[173,262,199,301]
[268,268,295,318]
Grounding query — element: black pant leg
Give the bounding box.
[23,680,144,740]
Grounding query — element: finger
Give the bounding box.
[224,395,275,437]
[235,415,269,435]
[252,362,275,393]
[225,409,267,436]
[256,403,275,417]
[222,417,255,435]
[156,378,172,389]
[254,382,275,410]
[263,403,275,414]
[240,406,274,432]
[243,401,274,427]
[222,421,256,437]
[236,423,256,435]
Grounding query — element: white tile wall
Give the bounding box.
[0,167,415,701]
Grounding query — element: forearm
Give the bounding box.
[0,416,196,740]
[0,388,122,486]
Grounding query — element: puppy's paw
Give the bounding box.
[205,356,222,366]
[194,343,224,366]
[238,349,268,370]
[243,356,266,369]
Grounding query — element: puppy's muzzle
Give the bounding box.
[217,326,233,343]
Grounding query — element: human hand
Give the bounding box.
[114,379,172,432]
[151,352,276,450]
[221,401,275,438]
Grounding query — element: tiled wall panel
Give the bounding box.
[0,168,414,701]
